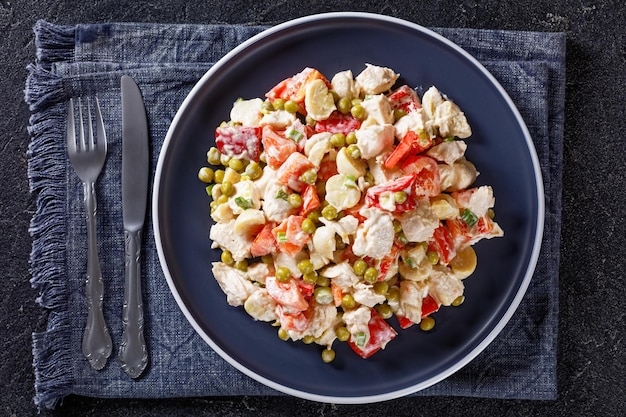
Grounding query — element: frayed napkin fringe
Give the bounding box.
[34,20,75,70]
[26,24,75,410]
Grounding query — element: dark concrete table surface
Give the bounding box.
[1,1,624,416]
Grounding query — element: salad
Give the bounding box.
[197,64,503,363]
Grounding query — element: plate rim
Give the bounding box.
[152,11,545,404]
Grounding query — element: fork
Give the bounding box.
[67,97,113,370]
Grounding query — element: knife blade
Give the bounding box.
[119,75,149,378]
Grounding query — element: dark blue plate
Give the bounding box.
[153,12,543,403]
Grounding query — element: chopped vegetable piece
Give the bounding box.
[348,308,397,359]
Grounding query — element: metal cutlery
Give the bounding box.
[118,75,150,378]
[66,97,113,370]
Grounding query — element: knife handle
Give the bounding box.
[119,229,148,378]
[82,181,113,370]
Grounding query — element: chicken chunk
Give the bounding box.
[355,64,400,95]
[212,262,258,307]
[209,220,253,261]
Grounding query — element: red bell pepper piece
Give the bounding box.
[348,308,397,359]
[421,294,440,317]
[396,294,441,329]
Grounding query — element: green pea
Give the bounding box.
[321,205,338,220]
[302,335,315,344]
[330,133,346,148]
[272,98,285,110]
[337,97,352,114]
[376,303,393,319]
[364,267,378,284]
[307,210,321,223]
[346,144,361,159]
[300,169,317,185]
[245,162,263,180]
[452,295,465,307]
[314,286,333,304]
[216,194,228,205]
[373,281,389,295]
[207,147,221,165]
[351,104,366,120]
[288,193,302,208]
[234,260,248,272]
[278,327,289,341]
[301,218,316,234]
[352,259,367,276]
[261,99,274,113]
[393,109,407,122]
[220,181,234,196]
[342,293,356,309]
[316,181,326,196]
[386,287,400,302]
[420,316,435,331]
[427,250,439,265]
[220,250,234,266]
[198,167,214,183]
[275,266,291,283]
[321,348,335,363]
[316,275,330,287]
[345,131,357,145]
[394,191,407,204]
[393,219,402,234]
[220,153,231,166]
[284,100,299,113]
[213,169,225,184]
[228,158,245,173]
[261,255,273,264]
[303,271,318,284]
[336,326,350,342]
[297,259,314,275]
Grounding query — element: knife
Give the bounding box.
[119,75,149,378]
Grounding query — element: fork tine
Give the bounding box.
[79,97,88,152]
[66,98,77,155]
[93,97,108,154]
[86,97,95,152]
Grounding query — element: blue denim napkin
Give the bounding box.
[26,20,565,409]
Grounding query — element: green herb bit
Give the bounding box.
[234,196,253,210]
[460,208,479,227]
[275,189,289,201]
[276,231,288,243]
[344,175,357,188]
[286,127,303,143]
[355,332,367,348]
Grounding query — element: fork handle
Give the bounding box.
[82,181,113,370]
[119,228,148,378]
